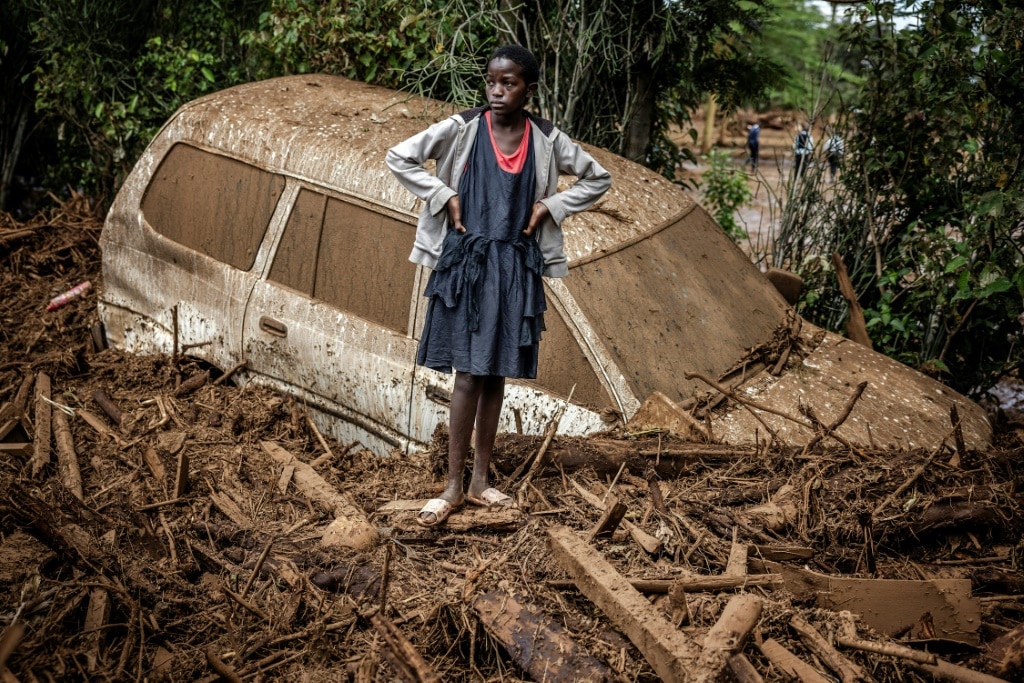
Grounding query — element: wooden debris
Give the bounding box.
[693,593,762,683]
[548,525,699,682]
[789,613,869,683]
[728,653,764,683]
[142,446,167,484]
[369,610,440,683]
[173,449,190,498]
[831,252,873,348]
[261,441,378,551]
[985,621,1024,680]
[91,388,122,426]
[375,499,525,532]
[53,409,83,499]
[0,622,24,673]
[30,372,51,478]
[83,587,110,671]
[586,494,628,542]
[77,408,126,447]
[571,481,663,554]
[725,529,748,576]
[472,589,615,682]
[174,370,209,397]
[835,611,937,665]
[758,638,831,683]
[751,560,981,643]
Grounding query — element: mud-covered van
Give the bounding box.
[99,75,991,455]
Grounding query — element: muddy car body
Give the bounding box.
[99,75,991,455]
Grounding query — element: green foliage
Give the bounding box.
[241,0,483,102]
[773,1,1024,396]
[699,148,752,240]
[20,0,263,203]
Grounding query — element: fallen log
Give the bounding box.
[472,589,615,682]
[261,441,378,551]
[547,525,699,682]
[728,654,764,683]
[789,613,869,683]
[91,388,122,426]
[758,638,830,683]
[494,434,754,477]
[31,372,51,478]
[551,572,783,595]
[693,593,762,683]
[53,409,83,499]
[374,499,525,533]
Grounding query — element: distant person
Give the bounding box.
[825,132,845,181]
[793,124,813,177]
[746,122,760,171]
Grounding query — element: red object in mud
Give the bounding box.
[46,281,92,311]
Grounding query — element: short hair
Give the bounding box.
[489,45,540,85]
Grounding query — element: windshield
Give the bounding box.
[565,205,788,404]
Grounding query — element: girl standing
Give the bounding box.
[386,45,611,526]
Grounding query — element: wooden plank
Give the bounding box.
[261,441,378,551]
[173,449,190,497]
[31,372,51,478]
[547,525,698,682]
[586,495,628,542]
[758,638,831,683]
[725,529,747,577]
[571,481,662,554]
[693,594,762,683]
[83,587,110,671]
[751,560,980,643]
[728,653,764,683]
[472,589,614,682]
[142,447,167,484]
[375,500,525,533]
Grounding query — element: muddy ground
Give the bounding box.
[1,195,1023,683]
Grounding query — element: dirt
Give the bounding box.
[2,196,1023,682]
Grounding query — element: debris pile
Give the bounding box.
[2,205,1023,682]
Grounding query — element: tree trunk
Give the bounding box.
[622,64,656,163]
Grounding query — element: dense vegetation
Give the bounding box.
[772,1,1024,397]
[1,0,1021,395]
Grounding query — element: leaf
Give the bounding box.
[201,67,215,83]
[944,255,967,274]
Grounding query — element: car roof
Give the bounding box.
[162,74,696,264]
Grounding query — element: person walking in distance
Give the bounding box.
[825,130,845,181]
[386,45,612,527]
[793,123,813,177]
[746,122,760,171]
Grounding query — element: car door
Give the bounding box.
[242,184,420,455]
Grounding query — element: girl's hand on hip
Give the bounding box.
[447,195,466,233]
[524,202,549,237]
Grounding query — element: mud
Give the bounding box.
[1,200,1023,682]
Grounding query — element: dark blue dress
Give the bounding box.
[416,115,547,378]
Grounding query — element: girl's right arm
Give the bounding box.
[385,119,460,218]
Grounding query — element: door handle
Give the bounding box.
[259,316,288,338]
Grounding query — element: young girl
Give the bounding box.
[386,45,611,527]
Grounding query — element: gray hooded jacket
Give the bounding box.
[385,106,611,277]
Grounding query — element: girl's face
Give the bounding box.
[485,58,536,117]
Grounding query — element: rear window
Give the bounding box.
[269,188,416,334]
[141,143,284,271]
[565,207,787,403]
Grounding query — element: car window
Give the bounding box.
[533,308,611,408]
[565,209,787,403]
[141,143,284,271]
[270,189,416,334]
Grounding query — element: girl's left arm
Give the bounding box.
[538,136,612,225]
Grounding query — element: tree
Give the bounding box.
[773,0,1024,396]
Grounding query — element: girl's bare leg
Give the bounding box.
[468,375,505,498]
[439,371,484,506]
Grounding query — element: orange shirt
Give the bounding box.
[486,111,531,174]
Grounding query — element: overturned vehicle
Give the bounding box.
[98,75,991,455]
